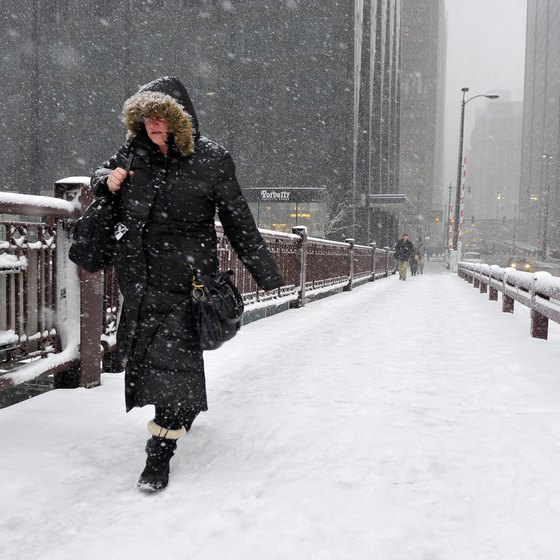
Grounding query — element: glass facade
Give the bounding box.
[353,0,403,247]
[245,188,326,237]
[519,0,560,254]
[398,0,446,247]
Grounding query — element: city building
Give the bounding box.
[352,0,402,247]
[398,0,446,249]
[463,96,523,219]
[518,0,560,256]
[1,0,402,246]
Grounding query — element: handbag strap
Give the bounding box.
[189,264,206,300]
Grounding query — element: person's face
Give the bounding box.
[144,116,170,150]
[403,235,408,241]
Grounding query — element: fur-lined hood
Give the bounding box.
[122,76,199,157]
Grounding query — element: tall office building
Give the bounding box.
[352,0,402,247]
[519,0,560,254]
[399,0,446,246]
[1,0,402,246]
[464,97,523,224]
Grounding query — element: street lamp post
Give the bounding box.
[453,88,499,258]
[541,153,554,260]
[512,203,517,251]
[444,182,452,247]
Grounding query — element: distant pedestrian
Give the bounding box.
[416,249,425,274]
[410,252,418,276]
[394,233,414,280]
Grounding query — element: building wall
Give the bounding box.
[519,0,560,254]
[398,0,445,246]
[352,0,402,247]
[465,99,523,224]
[1,0,401,245]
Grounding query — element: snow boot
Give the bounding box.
[137,420,186,492]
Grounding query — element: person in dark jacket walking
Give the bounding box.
[394,233,414,280]
[90,76,284,492]
[409,251,418,276]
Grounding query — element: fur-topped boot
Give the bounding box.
[137,420,187,492]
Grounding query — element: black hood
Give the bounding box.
[135,76,200,134]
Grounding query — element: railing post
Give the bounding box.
[54,182,103,388]
[78,269,104,387]
[530,275,549,339]
[369,241,377,281]
[52,178,100,389]
[502,295,514,313]
[292,226,307,308]
[473,271,480,288]
[489,267,498,301]
[502,271,514,314]
[77,187,104,387]
[344,238,355,291]
[480,271,488,293]
[384,247,390,277]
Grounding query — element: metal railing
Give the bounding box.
[1,186,83,389]
[1,179,396,392]
[458,262,560,340]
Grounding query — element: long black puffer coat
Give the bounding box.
[394,238,414,262]
[90,76,284,416]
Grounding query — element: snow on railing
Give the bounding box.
[458,262,560,340]
[0,180,87,391]
[1,181,396,392]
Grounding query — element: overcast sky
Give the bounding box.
[442,0,527,200]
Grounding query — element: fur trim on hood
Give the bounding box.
[122,90,195,157]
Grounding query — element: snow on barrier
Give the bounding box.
[458,262,560,340]
[1,181,396,392]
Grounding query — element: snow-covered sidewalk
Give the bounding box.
[2,262,560,560]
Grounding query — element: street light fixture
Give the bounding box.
[453,88,499,256]
[541,153,554,260]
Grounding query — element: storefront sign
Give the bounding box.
[244,187,326,203]
[260,190,292,201]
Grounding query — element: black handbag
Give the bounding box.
[191,269,244,351]
[69,153,133,273]
[68,194,123,273]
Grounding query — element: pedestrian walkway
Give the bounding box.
[2,262,560,560]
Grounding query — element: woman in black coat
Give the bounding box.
[91,76,283,491]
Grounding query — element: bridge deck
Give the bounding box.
[2,262,560,559]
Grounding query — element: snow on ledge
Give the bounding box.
[55,176,91,185]
[0,191,76,213]
[1,343,80,386]
[0,254,27,271]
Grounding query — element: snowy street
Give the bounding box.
[2,261,560,560]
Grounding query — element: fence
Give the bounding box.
[458,262,560,340]
[1,179,396,392]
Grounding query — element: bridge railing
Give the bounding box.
[458,262,560,340]
[1,179,396,391]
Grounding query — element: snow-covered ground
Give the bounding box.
[2,262,560,560]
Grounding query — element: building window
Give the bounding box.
[40,0,69,24]
[143,0,165,9]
